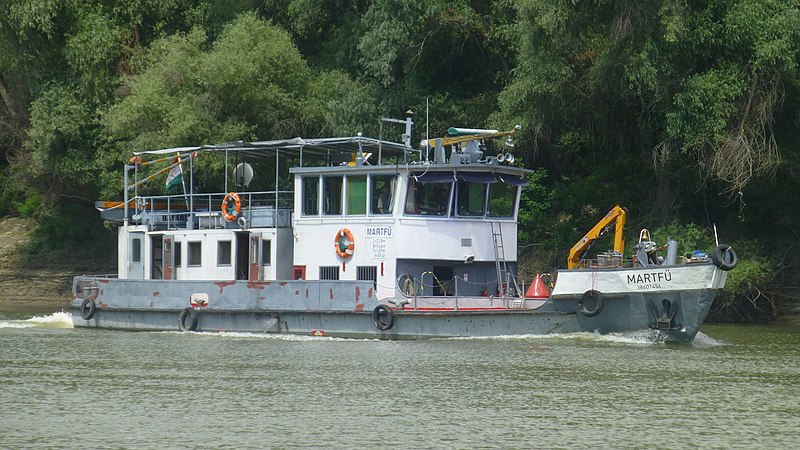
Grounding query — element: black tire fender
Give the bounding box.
[372,305,394,331]
[80,298,97,320]
[711,244,738,271]
[578,290,604,317]
[179,307,198,331]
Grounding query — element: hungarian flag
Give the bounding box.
[165,156,182,191]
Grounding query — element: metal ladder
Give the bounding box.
[492,222,524,308]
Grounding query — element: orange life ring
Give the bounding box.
[221,192,241,222]
[335,228,355,258]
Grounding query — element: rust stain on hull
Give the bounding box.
[247,281,267,290]
[215,281,236,294]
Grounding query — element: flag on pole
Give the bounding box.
[165,156,182,191]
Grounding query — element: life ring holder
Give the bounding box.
[221,192,241,222]
[397,273,415,297]
[179,307,199,331]
[578,290,604,317]
[372,305,394,331]
[711,244,738,271]
[334,228,355,259]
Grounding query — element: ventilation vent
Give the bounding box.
[292,265,306,280]
[461,238,472,247]
[319,266,340,280]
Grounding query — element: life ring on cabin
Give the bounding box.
[711,244,738,271]
[372,305,394,331]
[334,228,355,259]
[221,192,241,222]
[578,290,604,317]
[179,307,199,331]
[80,298,97,320]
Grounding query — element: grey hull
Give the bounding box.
[70,273,718,342]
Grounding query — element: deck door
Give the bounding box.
[163,236,174,279]
[249,234,262,281]
[128,232,145,280]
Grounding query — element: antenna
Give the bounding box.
[426,97,429,162]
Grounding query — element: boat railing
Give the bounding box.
[131,190,293,230]
[397,272,527,310]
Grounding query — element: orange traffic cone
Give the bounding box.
[525,274,550,299]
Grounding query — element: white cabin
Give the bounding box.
[107,126,530,301]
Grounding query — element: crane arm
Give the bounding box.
[567,205,627,269]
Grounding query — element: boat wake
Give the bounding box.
[450,330,726,346]
[0,311,74,329]
[162,330,378,342]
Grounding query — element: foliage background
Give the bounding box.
[1,0,798,319]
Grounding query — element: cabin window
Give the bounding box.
[371,176,396,215]
[405,177,451,216]
[488,182,517,218]
[303,177,319,216]
[323,177,343,215]
[347,176,367,215]
[456,180,487,216]
[319,266,340,280]
[357,266,378,290]
[174,242,182,267]
[251,238,259,264]
[262,240,272,265]
[131,238,141,262]
[188,241,202,266]
[217,241,232,266]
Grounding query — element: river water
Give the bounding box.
[2,301,799,449]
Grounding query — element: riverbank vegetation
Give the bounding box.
[1,1,798,321]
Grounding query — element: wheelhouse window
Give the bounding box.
[217,241,232,266]
[303,176,319,215]
[371,176,396,215]
[455,180,487,216]
[488,182,517,218]
[347,175,367,215]
[404,177,451,216]
[188,242,202,266]
[323,177,343,215]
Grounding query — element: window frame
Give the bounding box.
[302,176,320,216]
[188,241,202,267]
[217,240,232,266]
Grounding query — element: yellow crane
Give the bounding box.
[567,205,627,269]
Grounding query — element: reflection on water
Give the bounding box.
[2,303,799,448]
